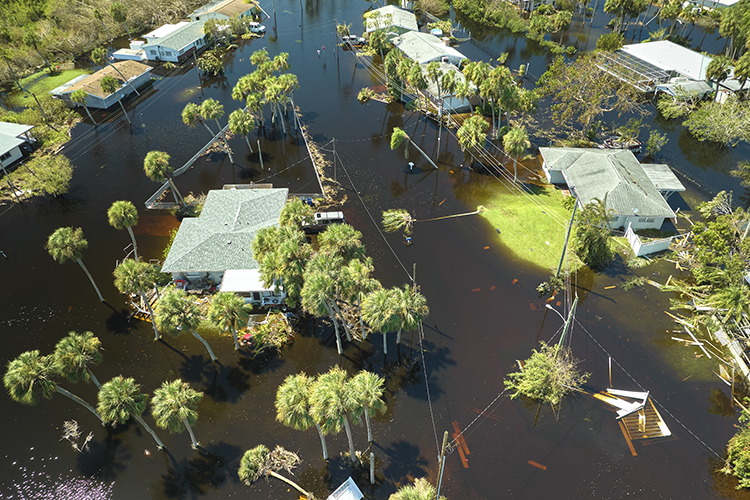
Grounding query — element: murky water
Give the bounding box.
[1,0,748,498]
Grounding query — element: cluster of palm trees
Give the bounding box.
[252,198,429,356]
[275,367,386,463]
[3,331,205,450]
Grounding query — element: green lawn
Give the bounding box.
[10,67,90,107]
[479,182,580,272]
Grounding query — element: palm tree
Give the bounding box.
[392,284,429,345]
[108,200,140,260]
[143,150,185,206]
[389,478,444,500]
[390,127,438,168]
[98,376,165,449]
[155,288,217,362]
[706,55,732,94]
[22,30,50,70]
[381,207,484,237]
[342,257,381,339]
[46,227,104,302]
[318,223,365,262]
[110,2,131,39]
[92,47,139,96]
[362,288,398,355]
[71,89,96,124]
[457,115,489,166]
[349,370,386,443]
[707,285,750,324]
[228,109,255,153]
[302,253,354,349]
[503,126,530,183]
[151,379,203,449]
[4,350,103,424]
[275,373,330,459]
[279,198,314,229]
[408,64,428,111]
[311,366,358,463]
[113,259,161,340]
[100,75,130,124]
[238,445,312,498]
[51,331,103,389]
[301,265,344,354]
[207,292,250,351]
[93,9,111,40]
[182,102,233,160]
[201,99,234,163]
[734,51,750,93]
[253,225,312,306]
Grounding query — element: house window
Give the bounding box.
[165,51,172,56]
[0,152,10,161]
[149,50,156,54]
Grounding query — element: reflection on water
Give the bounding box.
[0,458,114,499]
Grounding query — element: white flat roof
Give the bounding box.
[144,22,190,39]
[620,40,712,81]
[219,269,274,293]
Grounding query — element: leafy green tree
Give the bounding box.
[349,370,386,443]
[275,373,330,459]
[683,96,750,147]
[22,29,49,69]
[238,445,311,498]
[382,208,415,235]
[311,366,358,463]
[228,109,255,152]
[279,198,313,229]
[108,200,140,260]
[574,198,614,270]
[722,410,750,488]
[201,99,234,163]
[155,288,217,362]
[98,376,165,449]
[51,331,103,389]
[110,2,131,39]
[504,341,589,406]
[595,31,624,51]
[113,259,161,340]
[646,130,668,158]
[46,227,104,302]
[4,351,103,423]
[25,155,73,197]
[207,292,250,351]
[389,478,444,500]
[143,150,184,206]
[734,52,750,92]
[99,75,130,124]
[151,379,203,449]
[71,89,96,124]
[391,127,411,160]
[656,86,699,120]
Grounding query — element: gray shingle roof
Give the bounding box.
[161,188,288,273]
[144,20,207,52]
[392,31,466,65]
[539,147,676,218]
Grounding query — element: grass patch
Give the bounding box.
[480,182,580,271]
[10,67,90,107]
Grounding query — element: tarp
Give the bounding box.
[219,269,273,293]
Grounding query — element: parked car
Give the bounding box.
[249,22,266,34]
[302,211,346,234]
[341,34,366,46]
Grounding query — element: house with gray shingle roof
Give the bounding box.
[539,147,684,230]
[162,187,288,305]
[0,122,34,170]
[142,20,208,63]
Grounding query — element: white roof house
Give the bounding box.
[141,20,208,63]
[365,5,418,36]
[539,147,684,230]
[393,31,466,66]
[0,122,34,169]
[143,22,190,40]
[620,41,712,81]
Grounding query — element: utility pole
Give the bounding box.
[333,137,337,183]
[558,295,578,348]
[436,431,449,500]
[555,201,578,278]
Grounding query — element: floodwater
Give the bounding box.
[1,0,748,499]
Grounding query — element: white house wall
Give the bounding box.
[0,146,22,168]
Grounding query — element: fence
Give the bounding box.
[625,222,675,257]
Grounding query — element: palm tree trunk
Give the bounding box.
[365,408,373,442]
[99,19,111,40]
[231,325,240,351]
[396,327,403,344]
[315,423,329,460]
[268,470,312,498]
[139,289,160,340]
[55,386,103,424]
[124,23,132,40]
[357,297,366,339]
[244,135,253,152]
[383,329,388,355]
[134,414,165,449]
[116,97,131,125]
[331,299,352,342]
[126,226,139,260]
[324,301,343,355]
[107,62,140,96]
[35,46,50,70]
[86,368,102,389]
[342,414,357,464]
[76,258,104,302]
[83,105,96,124]
[191,330,217,362]
[183,417,200,449]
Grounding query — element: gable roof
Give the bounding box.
[365,5,418,34]
[161,188,288,273]
[620,41,712,81]
[143,20,207,51]
[0,122,33,156]
[393,31,466,65]
[55,61,152,99]
[539,147,676,218]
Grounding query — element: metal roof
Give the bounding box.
[161,188,288,273]
[327,477,364,500]
[654,79,713,97]
[539,147,676,218]
[144,22,190,39]
[620,41,712,81]
[0,122,33,138]
[640,163,686,192]
[143,20,207,51]
[365,5,418,33]
[392,31,466,65]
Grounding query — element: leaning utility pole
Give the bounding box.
[435,431,449,500]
